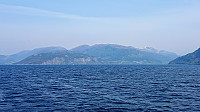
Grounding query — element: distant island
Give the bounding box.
[169,48,200,65]
[0,44,179,65]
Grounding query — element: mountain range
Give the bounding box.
[0,44,179,65]
[71,44,178,64]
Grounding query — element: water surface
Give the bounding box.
[0,65,200,111]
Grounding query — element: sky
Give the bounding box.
[0,0,200,55]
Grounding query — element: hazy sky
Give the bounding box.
[0,0,200,55]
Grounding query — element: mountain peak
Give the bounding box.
[143,47,158,53]
[70,45,90,52]
[0,46,67,64]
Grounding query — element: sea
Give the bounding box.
[0,65,200,112]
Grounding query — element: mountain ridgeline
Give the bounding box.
[0,44,179,65]
[169,48,200,65]
[14,51,99,65]
[71,44,178,64]
[0,47,67,64]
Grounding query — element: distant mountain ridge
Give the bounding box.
[169,48,200,65]
[15,51,99,65]
[71,44,178,64]
[0,47,67,64]
[0,44,178,65]
[142,47,178,59]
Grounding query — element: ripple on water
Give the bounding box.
[0,65,200,111]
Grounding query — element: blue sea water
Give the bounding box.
[0,65,200,112]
